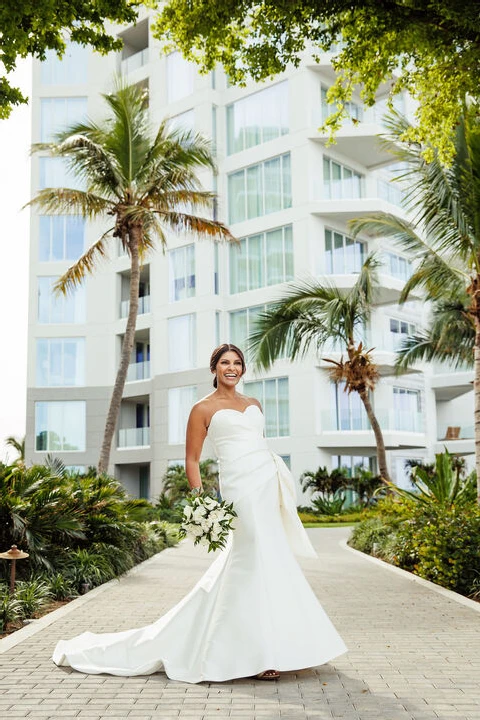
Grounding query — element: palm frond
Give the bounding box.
[26,188,113,217]
[158,211,235,242]
[53,231,113,294]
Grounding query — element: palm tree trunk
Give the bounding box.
[98,224,142,474]
[474,318,480,504]
[359,389,392,484]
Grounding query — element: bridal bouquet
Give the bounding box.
[179,493,236,552]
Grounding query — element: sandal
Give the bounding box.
[256,669,280,680]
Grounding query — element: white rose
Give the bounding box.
[192,506,207,521]
[183,505,193,519]
[201,519,211,532]
[203,496,217,509]
[212,522,222,535]
[199,537,210,547]
[189,524,203,537]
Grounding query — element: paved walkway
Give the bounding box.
[1,527,479,720]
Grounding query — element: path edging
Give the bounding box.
[0,546,178,654]
[340,537,480,614]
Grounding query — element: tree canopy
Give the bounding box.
[154,0,480,162]
[0,0,141,118]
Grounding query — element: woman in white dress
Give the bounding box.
[52,344,347,682]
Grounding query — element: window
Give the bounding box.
[39,157,84,190]
[168,109,195,133]
[385,252,412,281]
[41,43,88,85]
[393,388,423,432]
[388,318,416,351]
[40,97,88,142]
[167,52,194,102]
[168,386,197,444]
[168,314,196,370]
[36,338,85,386]
[377,178,405,206]
[332,382,369,431]
[243,378,289,437]
[332,455,373,476]
[323,157,364,200]
[321,85,363,125]
[229,305,264,353]
[230,225,294,293]
[39,216,85,261]
[227,82,289,154]
[38,276,86,324]
[324,229,365,274]
[168,245,195,302]
[228,154,292,224]
[35,401,86,451]
[280,455,291,469]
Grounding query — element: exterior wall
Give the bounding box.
[25,12,475,500]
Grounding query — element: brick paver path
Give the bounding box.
[1,527,479,720]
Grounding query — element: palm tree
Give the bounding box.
[5,435,25,464]
[29,82,234,473]
[248,254,392,483]
[349,109,480,503]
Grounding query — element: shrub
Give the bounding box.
[14,579,53,619]
[44,573,78,601]
[0,584,22,630]
[64,549,115,591]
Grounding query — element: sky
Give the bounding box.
[0,60,32,463]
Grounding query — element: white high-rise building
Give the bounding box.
[25,11,475,499]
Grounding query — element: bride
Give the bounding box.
[52,343,347,682]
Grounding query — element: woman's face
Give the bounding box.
[214,351,245,387]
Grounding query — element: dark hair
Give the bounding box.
[210,344,246,388]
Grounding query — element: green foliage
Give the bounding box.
[154,0,479,162]
[0,584,22,629]
[43,574,78,601]
[0,1,139,117]
[155,460,219,522]
[388,451,477,507]
[14,579,53,619]
[64,549,115,591]
[311,492,346,516]
[349,499,480,597]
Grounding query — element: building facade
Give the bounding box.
[25,11,475,499]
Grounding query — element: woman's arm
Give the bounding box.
[185,404,208,492]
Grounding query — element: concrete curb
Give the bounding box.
[340,537,480,614]
[0,545,178,654]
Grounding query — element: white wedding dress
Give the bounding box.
[53,405,347,682]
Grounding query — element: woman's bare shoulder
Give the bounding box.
[239,393,262,411]
[189,394,217,419]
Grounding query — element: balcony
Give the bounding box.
[119,295,150,318]
[435,424,474,456]
[121,48,149,74]
[318,408,426,452]
[430,362,473,401]
[118,427,150,448]
[126,360,150,383]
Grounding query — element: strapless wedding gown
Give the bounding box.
[53,405,347,682]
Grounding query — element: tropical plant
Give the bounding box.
[5,435,25,464]
[155,459,219,522]
[0,584,22,631]
[350,109,480,502]
[44,573,78,601]
[388,451,476,507]
[64,548,115,591]
[14,579,53,619]
[0,462,85,570]
[28,81,234,473]
[249,254,392,482]
[350,468,385,506]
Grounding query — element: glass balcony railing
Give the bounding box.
[377,179,405,207]
[126,360,150,382]
[321,409,424,433]
[120,295,151,318]
[121,48,149,74]
[118,427,150,448]
[437,424,474,441]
